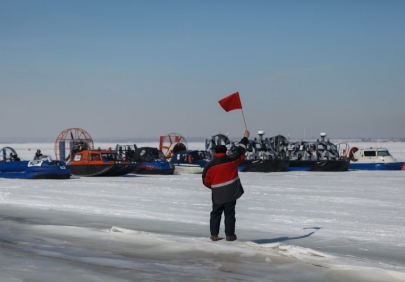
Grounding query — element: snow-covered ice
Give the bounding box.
[0,142,404,281]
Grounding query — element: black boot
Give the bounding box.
[226,234,237,241]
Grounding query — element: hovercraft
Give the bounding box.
[206,132,289,173]
[348,147,404,170]
[158,133,210,174]
[116,145,174,175]
[55,128,138,177]
[0,147,70,179]
[286,133,350,171]
[169,150,211,174]
[68,146,138,177]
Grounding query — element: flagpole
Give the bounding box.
[241,109,247,130]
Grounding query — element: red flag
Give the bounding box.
[218,92,242,112]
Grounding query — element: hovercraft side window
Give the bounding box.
[317,144,326,151]
[158,151,166,161]
[140,150,154,162]
[364,151,376,157]
[377,150,390,157]
[102,154,116,162]
[90,154,101,161]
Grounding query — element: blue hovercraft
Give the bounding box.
[116,144,175,175]
[0,147,71,179]
[348,146,404,170]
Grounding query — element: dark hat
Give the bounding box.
[36,149,41,153]
[215,145,227,153]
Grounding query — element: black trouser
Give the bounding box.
[210,200,237,236]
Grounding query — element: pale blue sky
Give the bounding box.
[1,0,404,141]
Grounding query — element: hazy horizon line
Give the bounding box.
[1,136,405,144]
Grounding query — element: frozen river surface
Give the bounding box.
[0,142,405,281]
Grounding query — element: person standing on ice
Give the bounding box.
[202,129,250,242]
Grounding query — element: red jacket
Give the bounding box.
[202,137,248,204]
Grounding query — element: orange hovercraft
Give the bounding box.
[55,128,139,177]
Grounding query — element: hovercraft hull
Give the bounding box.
[349,162,404,171]
[0,160,70,179]
[288,159,350,171]
[133,162,175,175]
[238,159,289,172]
[70,163,138,177]
[172,164,204,174]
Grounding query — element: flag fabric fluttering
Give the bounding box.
[218,92,242,112]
